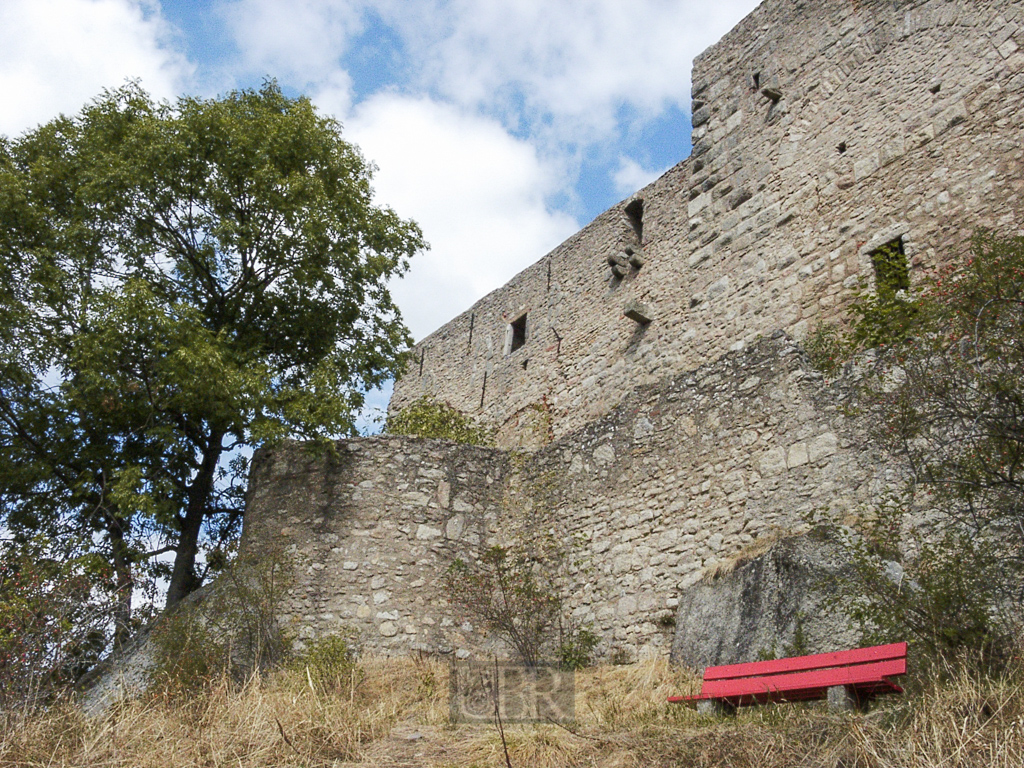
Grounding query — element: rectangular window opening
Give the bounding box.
[870,237,910,301]
[509,313,527,354]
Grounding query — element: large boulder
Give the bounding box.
[671,527,861,668]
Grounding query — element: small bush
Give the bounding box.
[804,322,846,376]
[294,633,362,696]
[0,538,112,713]
[147,548,292,697]
[147,609,227,698]
[557,625,599,671]
[848,291,920,349]
[445,546,561,668]
[385,396,494,445]
[830,502,1018,673]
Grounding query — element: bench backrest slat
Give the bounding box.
[702,642,907,682]
[700,657,906,699]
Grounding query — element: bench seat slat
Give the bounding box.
[702,642,907,681]
[700,658,906,699]
[667,643,908,708]
[667,675,903,705]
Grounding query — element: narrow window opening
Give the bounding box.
[624,198,644,243]
[870,238,910,301]
[467,313,475,353]
[418,349,425,376]
[752,72,761,90]
[479,372,487,409]
[546,260,552,291]
[509,313,527,353]
[837,141,847,154]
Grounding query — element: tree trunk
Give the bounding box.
[108,516,134,650]
[165,432,223,609]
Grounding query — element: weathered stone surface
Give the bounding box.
[242,334,890,660]
[237,0,1024,664]
[670,527,860,669]
[389,0,1024,456]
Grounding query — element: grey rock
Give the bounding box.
[670,527,860,669]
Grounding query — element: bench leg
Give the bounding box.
[827,685,868,713]
[697,698,736,716]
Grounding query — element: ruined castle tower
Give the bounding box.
[243,0,1024,659]
[390,0,1024,449]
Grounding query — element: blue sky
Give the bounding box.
[0,0,761,423]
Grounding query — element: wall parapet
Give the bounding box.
[245,334,894,659]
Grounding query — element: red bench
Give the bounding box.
[668,642,907,713]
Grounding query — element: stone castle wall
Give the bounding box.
[244,334,893,658]
[242,0,1024,660]
[390,0,1024,448]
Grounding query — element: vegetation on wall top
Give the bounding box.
[385,395,494,446]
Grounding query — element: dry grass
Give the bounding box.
[701,528,796,582]
[4,655,1024,767]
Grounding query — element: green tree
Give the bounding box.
[0,82,424,643]
[868,231,1024,548]
[824,231,1024,663]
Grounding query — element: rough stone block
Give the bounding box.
[787,443,809,468]
[697,698,736,716]
[808,432,839,463]
[827,684,867,712]
[624,300,653,324]
[758,447,788,475]
[416,524,442,540]
[933,100,968,135]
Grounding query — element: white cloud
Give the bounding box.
[376,0,763,144]
[325,92,578,341]
[217,0,365,86]
[0,0,190,137]
[217,0,763,146]
[613,156,667,196]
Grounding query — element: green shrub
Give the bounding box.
[445,546,561,668]
[294,633,362,696]
[557,625,599,671]
[848,292,920,349]
[386,396,494,445]
[804,322,846,376]
[147,609,227,697]
[830,502,1017,673]
[0,539,112,712]
[147,548,292,697]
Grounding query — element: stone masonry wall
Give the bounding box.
[391,0,1024,448]
[240,438,510,653]
[244,335,893,659]
[243,0,1024,662]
